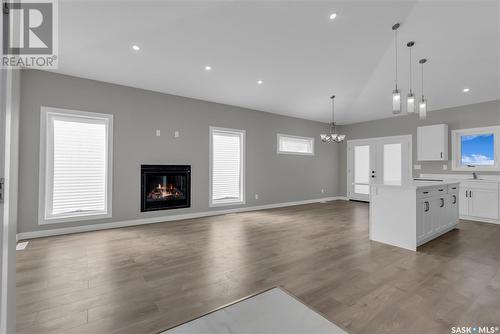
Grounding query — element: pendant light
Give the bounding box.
[392,23,401,114]
[406,41,416,114]
[321,95,345,143]
[419,58,428,119]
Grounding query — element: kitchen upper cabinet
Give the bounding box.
[417,124,449,161]
[460,181,500,222]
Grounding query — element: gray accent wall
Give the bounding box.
[18,70,340,234]
[338,100,500,196]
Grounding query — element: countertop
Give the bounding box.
[371,180,460,189]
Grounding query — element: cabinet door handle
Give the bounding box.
[470,191,472,198]
[440,198,445,208]
[423,191,429,194]
[440,152,443,158]
[466,190,469,198]
[424,201,430,212]
[452,195,457,204]
[438,189,444,192]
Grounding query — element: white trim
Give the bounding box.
[451,126,500,172]
[209,126,246,207]
[276,133,314,156]
[38,106,114,225]
[17,197,347,240]
[459,215,499,225]
[346,134,412,144]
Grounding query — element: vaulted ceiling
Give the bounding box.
[51,0,500,124]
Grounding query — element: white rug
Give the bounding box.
[161,287,347,334]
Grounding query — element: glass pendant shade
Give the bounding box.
[407,93,416,114]
[392,89,401,114]
[391,23,401,115]
[419,98,427,120]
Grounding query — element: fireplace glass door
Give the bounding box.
[141,165,190,211]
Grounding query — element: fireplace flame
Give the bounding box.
[147,184,183,200]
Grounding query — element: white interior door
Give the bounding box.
[348,135,412,202]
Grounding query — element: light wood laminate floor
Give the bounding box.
[17,201,500,334]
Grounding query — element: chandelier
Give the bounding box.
[321,95,345,143]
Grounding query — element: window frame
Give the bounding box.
[276,133,314,156]
[38,106,114,225]
[209,126,246,207]
[451,126,500,171]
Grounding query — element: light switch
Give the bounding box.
[156,129,161,137]
[443,164,448,170]
[174,131,180,138]
[414,164,422,170]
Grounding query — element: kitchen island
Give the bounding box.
[369,180,460,251]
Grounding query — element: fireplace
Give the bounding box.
[141,165,191,212]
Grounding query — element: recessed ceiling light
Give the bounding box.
[257,80,263,85]
[463,88,470,93]
[329,13,337,20]
[205,65,212,71]
[132,45,140,51]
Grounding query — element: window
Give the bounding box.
[277,134,314,155]
[39,107,113,224]
[452,126,499,171]
[210,127,245,206]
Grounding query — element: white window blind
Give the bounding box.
[277,134,314,155]
[210,127,245,206]
[40,107,113,224]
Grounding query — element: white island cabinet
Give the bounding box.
[369,181,460,251]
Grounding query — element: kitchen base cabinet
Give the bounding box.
[460,181,499,223]
[370,182,460,251]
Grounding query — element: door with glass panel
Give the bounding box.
[347,141,376,201]
[347,135,412,202]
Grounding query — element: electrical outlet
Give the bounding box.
[442,164,448,170]
[254,194,259,200]
[174,131,180,138]
[156,129,161,137]
[414,164,421,170]
[321,188,326,194]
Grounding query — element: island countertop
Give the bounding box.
[371,180,460,189]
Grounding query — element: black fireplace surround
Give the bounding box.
[141,165,191,212]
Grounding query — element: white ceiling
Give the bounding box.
[52,0,500,124]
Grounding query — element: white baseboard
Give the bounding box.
[17,197,347,240]
[460,215,500,225]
